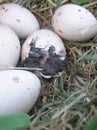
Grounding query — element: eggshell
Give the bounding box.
[22,29,66,60]
[0,70,41,115]
[21,29,67,78]
[52,4,97,42]
[0,3,40,39]
[0,25,20,67]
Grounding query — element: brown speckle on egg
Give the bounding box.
[58,11,62,16]
[16,46,19,49]
[78,9,81,12]
[5,9,8,12]
[16,19,21,23]
[58,30,63,33]
[2,6,5,10]
[13,76,20,83]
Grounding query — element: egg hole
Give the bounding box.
[22,43,68,77]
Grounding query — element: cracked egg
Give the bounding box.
[21,29,67,78]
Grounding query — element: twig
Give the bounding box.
[83,1,97,8]
[0,65,43,71]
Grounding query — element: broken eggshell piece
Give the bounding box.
[21,29,67,78]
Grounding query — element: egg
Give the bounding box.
[0,25,20,67]
[0,70,41,115]
[21,29,67,78]
[52,4,97,42]
[0,3,40,39]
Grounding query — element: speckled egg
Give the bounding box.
[0,25,20,67]
[0,70,41,115]
[0,3,40,39]
[52,4,97,42]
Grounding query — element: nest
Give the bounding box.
[1,0,97,130]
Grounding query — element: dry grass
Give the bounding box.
[2,0,97,130]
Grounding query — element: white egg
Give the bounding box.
[0,25,20,67]
[21,29,67,78]
[0,70,41,115]
[0,3,40,39]
[52,4,97,42]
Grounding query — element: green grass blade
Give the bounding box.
[71,0,89,4]
[55,0,62,9]
[0,113,31,130]
[8,0,13,2]
[82,51,97,61]
[84,116,97,130]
